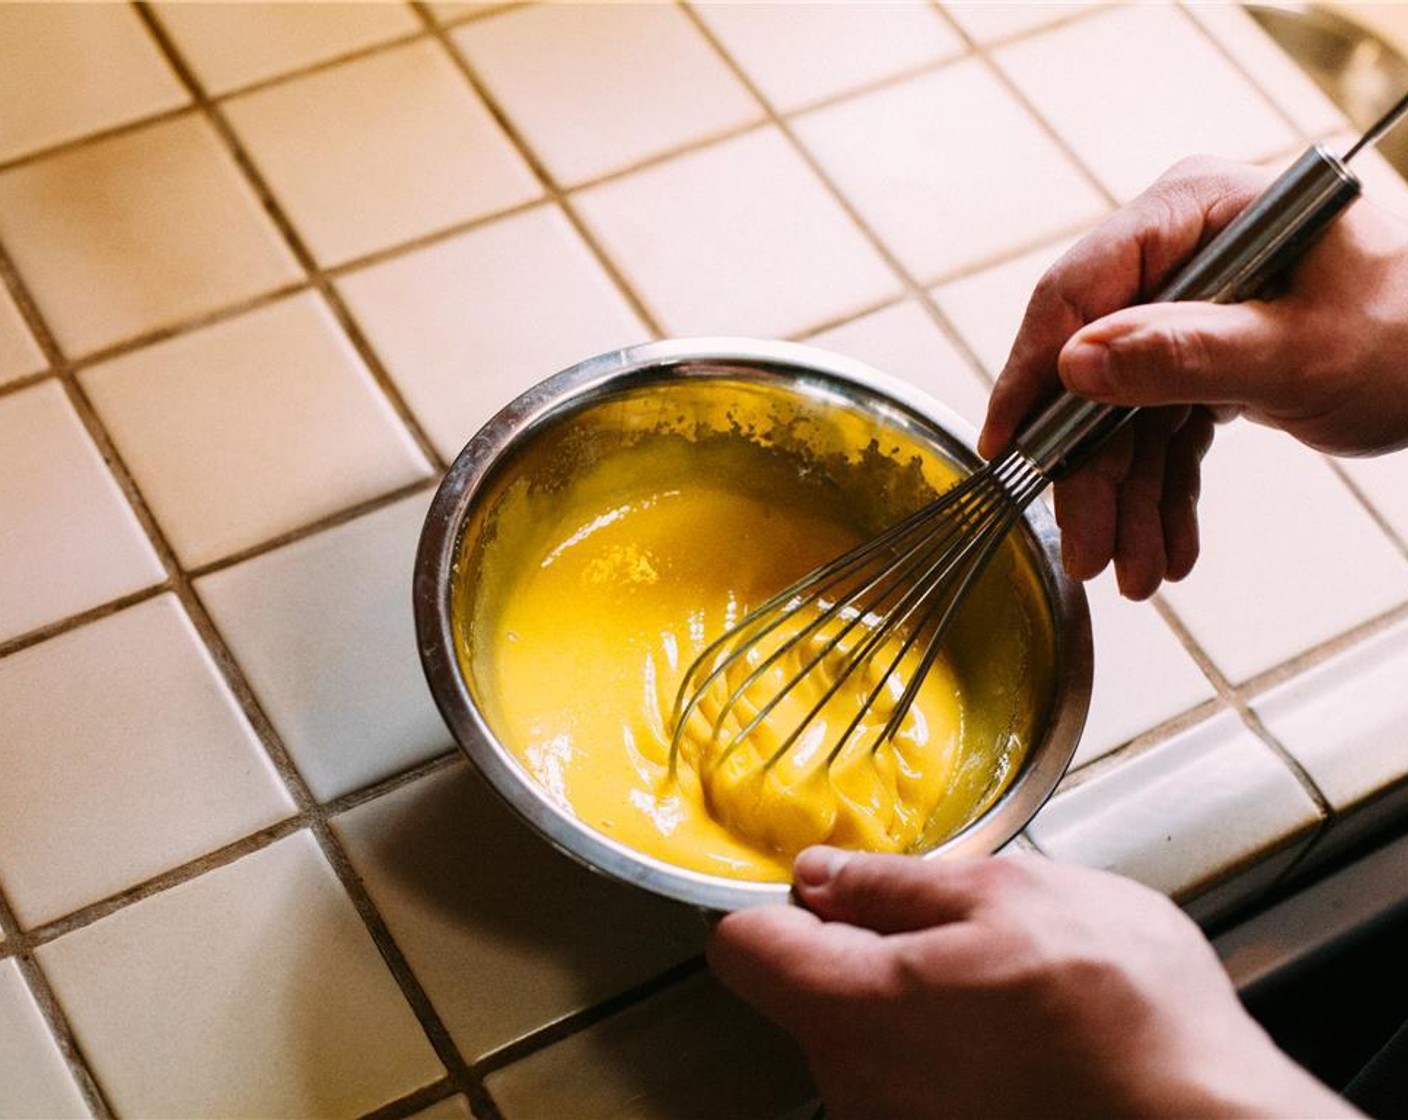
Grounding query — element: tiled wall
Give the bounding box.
[3,3,1408,1118]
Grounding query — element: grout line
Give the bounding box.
[359,1079,463,1120]
[0,584,170,662]
[0,890,116,1118]
[471,956,709,1078]
[1325,458,1408,561]
[0,102,200,178]
[11,820,307,955]
[187,476,440,581]
[1051,695,1228,795]
[1146,594,1336,820]
[415,2,666,340]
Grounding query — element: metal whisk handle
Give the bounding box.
[1013,144,1362,479]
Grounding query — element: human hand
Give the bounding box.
[709,847,1357,1120]
[978,155,1408,599]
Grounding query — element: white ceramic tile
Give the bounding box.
[930,235,1080,376]
[939,2,1098,44]
[1073,573,1216,768]
[453,4,760,186]
[0,595,295,928]
[1160,422,1408,683]
[331,762,706,1060]
[1185,3,1348,138]
[1339,453,1408,545]
[224,41,540,267]
[0,282,44,387]
[0,3,188,163]
[338,204,647,462]
[694,3,966,113]
[575,127,900,337]
[81,293,431,568]
[1028,710,1321,900]
[1252,616,1408,813]
[0,382,165,644]
[793,60,1106,283]
[151,1,421,96]
[0,960,89,1119]
[994,6,1299,202]
[804,299,991,432]
[485,972,813,1120]
[196,492,451,802]
[0,115,302,357]
[36,832,443,1118]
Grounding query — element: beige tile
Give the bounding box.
[338,204,647,462]
[575,128,900,337]
[993,6,1299,202]
[151,1,421,96]
[1340,453,1408,544]
[225,40,540,267]
[1160,424,1408,683]
[689,3,966,113]
[0,382,165,644]
[196,492,451,802]
[793,60,1106,283]
[331,762,706,1060]
[0,282,45,387]
[1252,616,1408,814]
[939,2,1098,44]
[81,293,431,568]
[0,960,89,1119]
[1073,574,1215,768]
[1028,710,1321,901]
[0,115,302,357]
[0,3,188,163]
[930,235,1081,377]
[486,972,813,1120]
[0,595,295,928]
[1185,4,1348,139]
[454,4,760,186]
[804,299,991,432]
[36,832,443,1118]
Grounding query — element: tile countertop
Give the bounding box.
[2,3,1408,1118]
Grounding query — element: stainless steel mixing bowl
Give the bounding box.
[413,338,1092,912]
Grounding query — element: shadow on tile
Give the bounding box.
[334,761,711,1060]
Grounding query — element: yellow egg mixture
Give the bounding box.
[463,434,1022,882]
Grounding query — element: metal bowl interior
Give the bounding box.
[414,339,1092,912]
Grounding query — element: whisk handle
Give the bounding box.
[1013,144,1362,479]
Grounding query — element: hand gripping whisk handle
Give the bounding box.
[1012,143,1362,479]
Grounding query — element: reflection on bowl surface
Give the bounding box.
[418,343,1086,909]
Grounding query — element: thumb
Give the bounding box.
[792,847,981,933]
[1058,300,1297,411]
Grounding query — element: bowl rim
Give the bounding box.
[413,337,1092,912]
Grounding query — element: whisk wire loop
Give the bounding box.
[667,449,1047,775]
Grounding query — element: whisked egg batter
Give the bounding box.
[463,433,1025,882]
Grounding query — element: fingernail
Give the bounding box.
[794,845,851,890]
[1061,341,1111,396]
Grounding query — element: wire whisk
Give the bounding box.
[669,113,1407,786]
